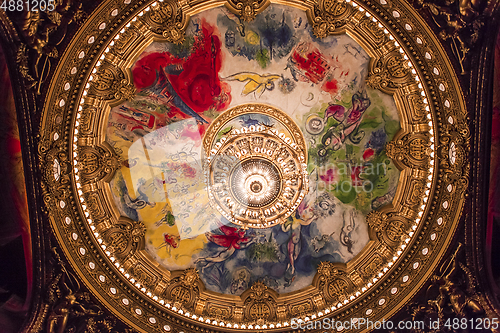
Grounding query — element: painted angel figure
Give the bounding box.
[224,72,282,97]
[318,91,371,156]
[281,196,319,287]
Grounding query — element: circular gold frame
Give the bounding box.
[205,103,309,229]
[39,0,469,331]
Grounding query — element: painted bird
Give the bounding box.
[224,72,281,97]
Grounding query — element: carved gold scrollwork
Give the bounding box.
[407,93,427,122]
[79,105,97,136]
[407,179,426,208]
[308,0,354,38]
[225,0,270,22]
[77,142,121,184]
[83,191,107,220]
[313,262,353,305]
[111,27,140,55]
[312,293,326,310]
[207,304,233,320]
[41,140,72,203]
[142,0,187,43]
[386,133,431,170]
[360,254,384,278]
[88,62,136,102]
[361,19,388,44]
[102,218,146,260]
[367,53,411,93]
[438,123,469,191]
[384,218,406,242]
[132,264,159,288]
[242,281,277,324]
[367,211,409,246]
[289,300,313,316]
[164,269,201,309]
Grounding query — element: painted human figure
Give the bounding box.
[281,196,320,286]
[281,190,338,286]
[340,209,356,254]
[319,91,371,156]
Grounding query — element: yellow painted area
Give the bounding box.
[108,124,211,268]
[245,30,260,45]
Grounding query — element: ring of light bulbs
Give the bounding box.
[68,0,441,330]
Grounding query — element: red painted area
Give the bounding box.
[132,53,182,88]
[290,43,331,84]
[132,21,230,115]
[322,79,338,94]
[207,224,249,250]
[350,166,363,186]
[163,234,180,248]
[363,148,375,161]
[179,123,206,145]
[6,136,21,155]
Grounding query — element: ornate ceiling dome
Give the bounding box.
[38,0,469,331]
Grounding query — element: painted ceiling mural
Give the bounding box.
[106,4,400,295]
[37,0,472,329]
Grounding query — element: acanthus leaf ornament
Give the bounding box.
[366,211,388,233]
